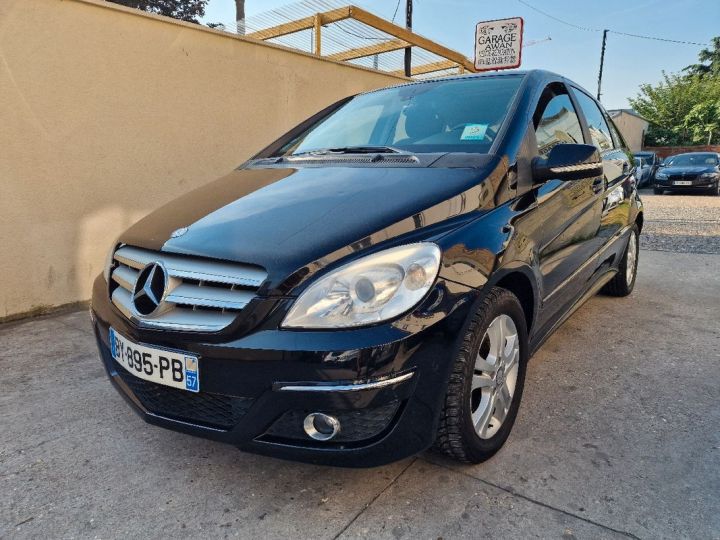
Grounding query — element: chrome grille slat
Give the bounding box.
[111,287,134,320]
[109,245,267,332]
[165,284,254,310]
[114,246,267,287]
[111,288,235,331]
[112,265,139,291]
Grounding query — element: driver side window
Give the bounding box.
[533,86,584,158]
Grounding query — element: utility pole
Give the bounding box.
[235,0,246,35]
[597,29,608,101]
[404,0,413,77]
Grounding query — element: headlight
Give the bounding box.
[102,240,119,282]
[655,172,668,180]
[282,243,442,328]
[700,172,718,179]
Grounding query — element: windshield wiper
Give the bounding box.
[292,145,405,157]
[328,145,404,154]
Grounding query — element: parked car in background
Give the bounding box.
[634,151,660,184]
[634,156,652,186]
[91,70,643,467]
[653,152,720,195]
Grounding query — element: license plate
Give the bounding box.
[673,180,692,186]
[109,328,199,392]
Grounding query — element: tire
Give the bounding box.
[602,225,639,297]
[709,183,720,196]
[653,187,663,195]
[433,287,528,464]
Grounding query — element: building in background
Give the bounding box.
[607,109,650,152]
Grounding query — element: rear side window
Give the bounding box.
[572,89,614,151]
[605,115,626,149]
[533,87,584,157]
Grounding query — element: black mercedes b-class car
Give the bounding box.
[91,70,643,467]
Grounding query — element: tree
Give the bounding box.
[629,70,720,146]
[109,0,208,23]
[683,100,720,145]
[685,36,720,77]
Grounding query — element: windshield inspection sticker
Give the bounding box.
[460,124,488,141]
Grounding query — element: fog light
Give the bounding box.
[303,413,341,441]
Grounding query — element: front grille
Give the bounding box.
[114,361,254,430]
[263,401,401,444]
[109,245,267,332]
[668,174,699,182]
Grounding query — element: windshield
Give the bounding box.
[665,153,719,166]
[273,76,524,156]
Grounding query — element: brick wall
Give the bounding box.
[642,145,720,158]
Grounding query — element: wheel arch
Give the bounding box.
[635,211,644,233]
[490,268,537,335]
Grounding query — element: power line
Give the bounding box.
[516,0,707,46]
[391,0,401,23]
[516,0,599,32]
[608,30,707,47]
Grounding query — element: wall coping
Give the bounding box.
[67,0,409,82]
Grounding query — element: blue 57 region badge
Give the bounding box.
[184,356,200,392]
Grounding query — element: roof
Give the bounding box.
[361,69,572,95]
[607,109,649,123]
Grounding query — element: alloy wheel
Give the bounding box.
[470,314,520,439]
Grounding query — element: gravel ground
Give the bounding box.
[639,189,720,254]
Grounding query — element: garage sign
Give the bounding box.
[474,17,523,71]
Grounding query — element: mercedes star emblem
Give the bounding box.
[170,227,189,238]
[132,262,168,316]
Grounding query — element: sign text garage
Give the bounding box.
[474,17,524,72]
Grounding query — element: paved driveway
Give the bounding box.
[2,194,719,539]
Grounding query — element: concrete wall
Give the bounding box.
[608,111,648,152]
[0,0,404,321]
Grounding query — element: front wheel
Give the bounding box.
[653,187,663,195]
[434,287,528,463]
[602,225,639,297]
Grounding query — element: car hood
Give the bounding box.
[660,165,716,175]
[119,163,500,292]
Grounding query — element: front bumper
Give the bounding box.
[91,275,476,467]
[654,179,718,191]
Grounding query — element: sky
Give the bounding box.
[200,0,719,109]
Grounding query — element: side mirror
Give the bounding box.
[532,144,603,182]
